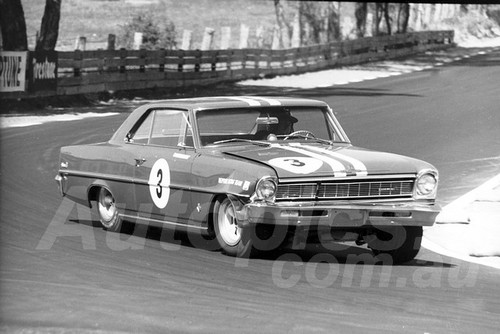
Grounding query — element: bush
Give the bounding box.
[119,13,177,50]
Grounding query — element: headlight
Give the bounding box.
[415,170,438,198]
[253,177,277,202]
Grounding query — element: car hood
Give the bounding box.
[224,142,428,179]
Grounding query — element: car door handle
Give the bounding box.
[134,158,146,167]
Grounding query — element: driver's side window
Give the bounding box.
[130,109,193,147]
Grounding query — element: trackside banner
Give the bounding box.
[30,51,58,93]
[0,51,28,92]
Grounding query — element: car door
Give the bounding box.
[125,108,197,226]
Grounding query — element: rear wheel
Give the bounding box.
[367,226,423,264]
[97,188,123,232]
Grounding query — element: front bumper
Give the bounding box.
[234,200,440,228]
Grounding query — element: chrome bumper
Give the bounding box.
[54,173,67,196]
[235,201,440,228]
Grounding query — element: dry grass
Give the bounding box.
[22,0,277,50]
[21,1,500,51]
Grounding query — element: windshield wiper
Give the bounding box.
[277,134,334,145]
[211,138,270,147]
[308,137,335,145]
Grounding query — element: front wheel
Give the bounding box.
[213,197,245,257]
[367,226,423,264]
[213,197,288,258]
[97,187,123,232]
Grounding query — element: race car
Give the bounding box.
[55,96,440,262]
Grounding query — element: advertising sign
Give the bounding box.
[0,51,27,92]
[30,51,58,92]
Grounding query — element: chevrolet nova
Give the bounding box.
[55,96,440,262]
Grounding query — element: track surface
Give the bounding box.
[1,50,500,333]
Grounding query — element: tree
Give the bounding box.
[383,3,392,35]
[325,2,341,41]
[274,0,293,48]
[396,3,410,33]
[374,3,383,36]
[36,0,62,51]
[355,2,368,37]
[374,3,392,36]
[298,2,340,46]
[299,2,322,45]
[0,0,28,50]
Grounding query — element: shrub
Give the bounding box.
[119,13,176,50]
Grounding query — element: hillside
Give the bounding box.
[19,1,500,50]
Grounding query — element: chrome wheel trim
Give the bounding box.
[217,200,241,247]
[98,188,117,228]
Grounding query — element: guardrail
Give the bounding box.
[1,30,454,99]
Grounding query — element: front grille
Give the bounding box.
[276,179,414,201]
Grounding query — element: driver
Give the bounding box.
[274,111,298,135]
[255,110,298,140]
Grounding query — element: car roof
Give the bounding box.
[110,96,328,143]
[139,96,328,110]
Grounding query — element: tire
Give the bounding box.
[213,197,245,257]
[97,187,123,233]
[213,197,289,258]
[367,226,423,264]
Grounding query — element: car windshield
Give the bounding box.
[196,106,349,146]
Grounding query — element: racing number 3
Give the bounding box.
[268,157,324,175]
[284,158,306,167]
[149,159,171,209]
[156,169,163,198]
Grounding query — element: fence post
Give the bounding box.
[119,48,127,73]
[227,50,233,77]
[159,48,165,72]
[211,51,217,72]
[281,25,290,49]
[181,30,192,50]
[194,50,201,72]
[75,36,86,51]
[365,13,373,37]
[178,50,184,72]
[107,34,116,50]
[291,13,300,48]
[239,24,249,49]
[201,27,215,51]
[255,48,261,75]
[220,27,231,49]
[255,26,264,48]
[272,25,280,50]
[73,50,82,77]
[133,32,143,50]
[139,48,146,73]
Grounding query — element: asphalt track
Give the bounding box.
[1,49,500,333]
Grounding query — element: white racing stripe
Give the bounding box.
[227,96,262,106]
[246,96,282,106]
[298,144,368,176]
[271,143,347,177]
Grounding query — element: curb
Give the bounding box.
[423,173,500,269]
